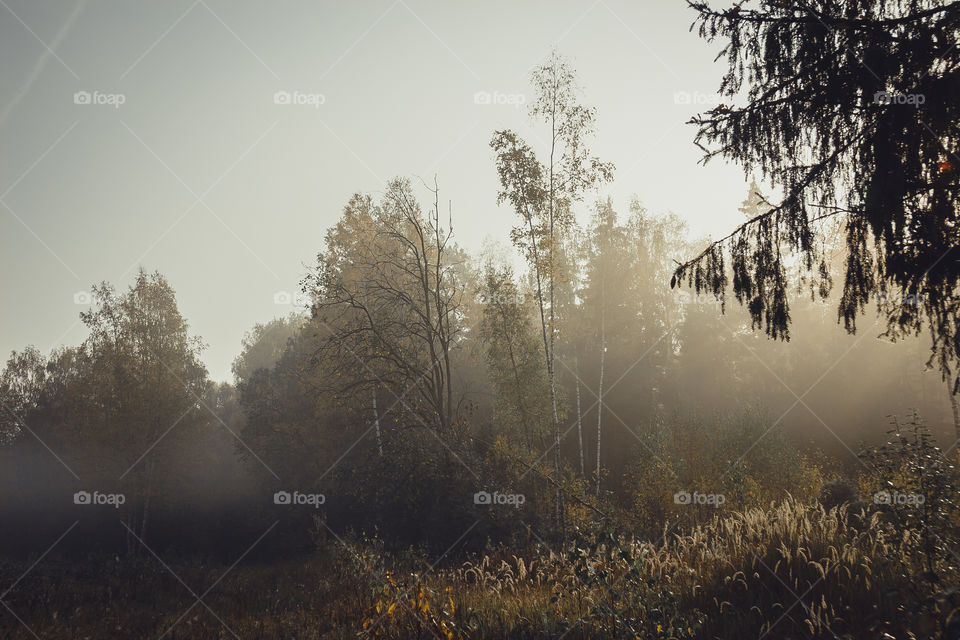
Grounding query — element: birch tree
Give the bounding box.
[491,52,614,535]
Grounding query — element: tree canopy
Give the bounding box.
[673,0,959,386]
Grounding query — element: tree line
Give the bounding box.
[2,40,957,556]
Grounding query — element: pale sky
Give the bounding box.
[1,0,752,382]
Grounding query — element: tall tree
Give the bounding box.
[491,52,614,535]
[673,1,960,398]
[78,270,210,550]
[738,177,770,220]
[232,315,303,385]
[585,200,620,496]
[304,178,466,438]
[950,373,960,440]
[478,264,549,454]
[578,199,663,494]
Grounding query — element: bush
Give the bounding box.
[623,408,823,535]
[858,414,960,580]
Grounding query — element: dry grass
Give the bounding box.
[389,498,958,638]
[2,498,956,639]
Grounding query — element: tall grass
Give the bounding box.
[2,498,956,639]
[384,498,958,638]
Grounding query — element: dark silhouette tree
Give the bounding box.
[672,1,959,393]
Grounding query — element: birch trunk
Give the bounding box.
[576,371,584,478]
[373,388,383,456]
[950,375,960,443]
[596,313,605,498]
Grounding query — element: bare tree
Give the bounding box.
[305,178,466,439]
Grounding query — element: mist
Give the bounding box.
[2,1,960,639]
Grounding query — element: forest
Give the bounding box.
[2,0,960,638]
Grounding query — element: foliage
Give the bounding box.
[361,571,461,640]
[624,409,823,534]
[232,314,304,384]
[673,0,960,387]
[859,414,960,576]
[303,178,467,437]
[3,48,960,640]
[491,50,615,535]
[477,265,550,454]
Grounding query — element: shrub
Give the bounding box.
[623,409,823,535]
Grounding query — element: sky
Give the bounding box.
[1,0,753,382]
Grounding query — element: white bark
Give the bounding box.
[950,375,960,443]
[373,388,383,456]
[596,317,605,498]
[576,369,584,478]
